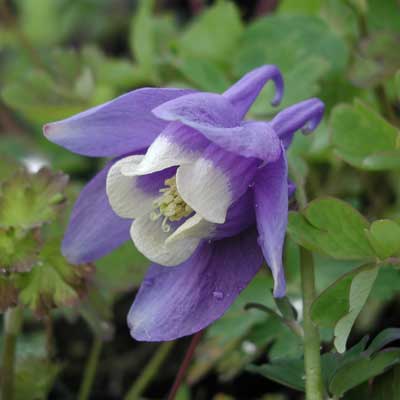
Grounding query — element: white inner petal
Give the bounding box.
[166,213,215,244]
[176,159,231,224]
[121,135,200,177]
[130,215,201,266]
[106,155,157,219]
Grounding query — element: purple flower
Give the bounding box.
[44,65,324,341]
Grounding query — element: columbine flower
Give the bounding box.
[44,65,324,341]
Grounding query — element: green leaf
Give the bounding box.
[17,0,64,46]
[329,349,400,396]
[248,358,305,392]
[311,264,375,328]
[234,14,348,77]
[129,0,157,79]
[367,0,400,33]
[175,57,231,92]
[371,265,400,301]
[321,337,369,389]
[366,328,400,356]
[396,70,400,99]
[365,220,400,260]
[95,240,148,295]
[287,197,375,260]
[178,0,243,65]
[278,0,323,15]
[370,365,400,400]
[331,100,400,170]
[14,357,61,400]
[0,228,39,272]
[0,168,68,230]
[363,150,400,170]
[348,32,400,88]
[1,69,87,124]
[0,156,21,183]
[14,238,94,316]
[312,264,379,353]
[333,265,378,353]
[81,46,146,90]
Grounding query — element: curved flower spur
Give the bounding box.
[44,65,324,341]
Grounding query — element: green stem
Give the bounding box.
[1,307,23,400]
[124,341,175,400]
[300,248,324,400]
[78,336,103,400]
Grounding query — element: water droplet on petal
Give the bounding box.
[143,278,154,288]
[248,182,255,188]
[212,291,224,300]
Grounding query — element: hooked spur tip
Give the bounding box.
[270,72,284,107]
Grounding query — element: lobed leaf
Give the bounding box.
[331,99,400,170]
[288,197,375,260]
[14,238,94,316]
[365,220,400,260]
[0,168,68,230]
[0,228,40,273]
[178,0,243,65]
[329,349,400,396]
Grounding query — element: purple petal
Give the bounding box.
[128,228,263,341]
[44,88,193,157]
[153,92,241,128]
[214,190,256,239]
[153,93,281,161]
[223,65,284,118]
[271,98,325,148]
[254,146,288,297]
[62,161,131,263]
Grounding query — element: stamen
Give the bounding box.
[150,175,193,230]
[150,210,162,221]
[161,217,171,233]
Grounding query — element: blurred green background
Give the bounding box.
[1,0,400,399]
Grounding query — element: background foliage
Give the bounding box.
[0,0,400,399]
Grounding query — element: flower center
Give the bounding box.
[150,176,193,233]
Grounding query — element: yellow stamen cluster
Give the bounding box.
[150,176,193,232]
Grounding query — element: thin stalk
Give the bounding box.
[78,336,103,400]
[295,181,324,399]
[124,341,175,400]
[374,84,397,124]
[167,331,204,400]
[300,248,324,400]
[1,307,23,400]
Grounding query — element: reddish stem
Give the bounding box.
[167,330,204,400]
[255,0,279,17]
[189,0,204,16]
